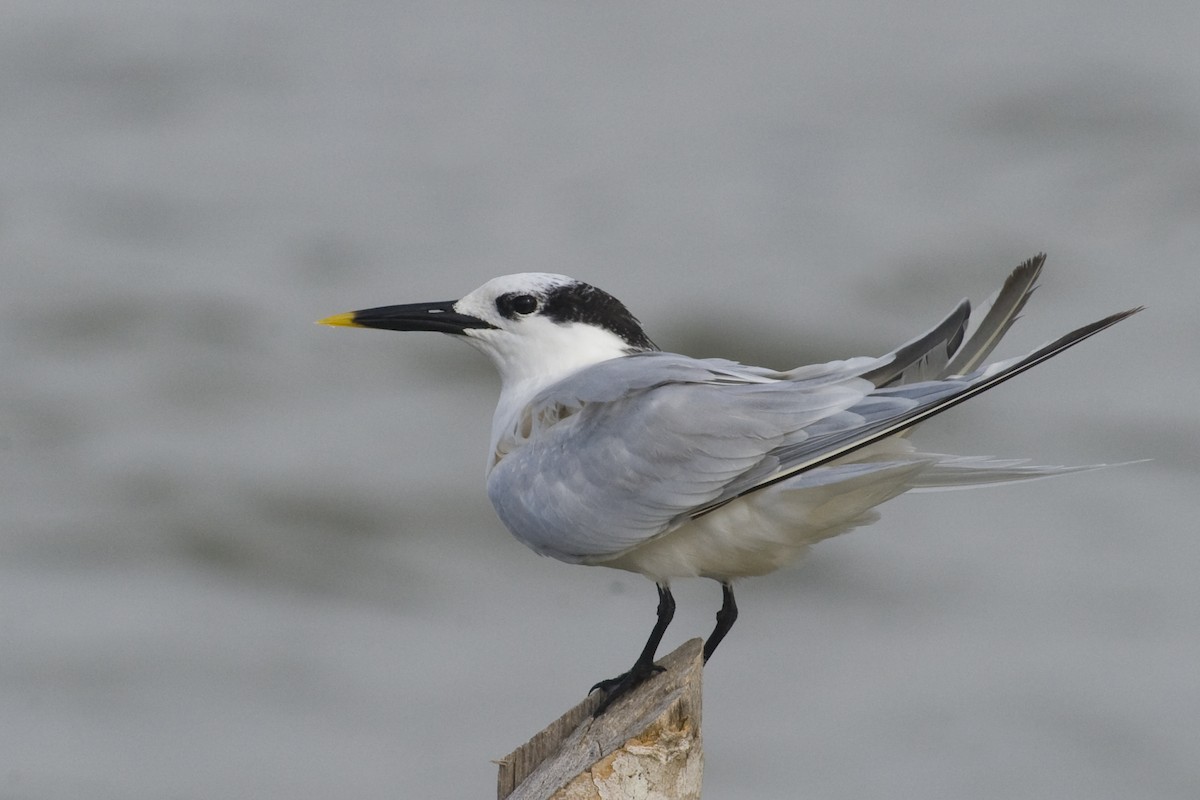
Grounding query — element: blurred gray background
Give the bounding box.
[2,2,1198,798]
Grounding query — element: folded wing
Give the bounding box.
[487,353,885,562]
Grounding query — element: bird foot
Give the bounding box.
[589,660,666,716]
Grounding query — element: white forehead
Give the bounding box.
[468,272,576,298]
[454,273,580,321]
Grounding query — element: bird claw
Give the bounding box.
[589,661,666,716]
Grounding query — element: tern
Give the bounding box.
[319,254,1139,714]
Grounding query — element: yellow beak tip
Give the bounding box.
[317,312,361,328]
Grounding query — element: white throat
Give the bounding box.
[462,319,636,470]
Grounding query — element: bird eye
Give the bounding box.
[510,294,538,315]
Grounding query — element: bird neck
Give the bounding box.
[465,321,649,472]
[485,367,590,473]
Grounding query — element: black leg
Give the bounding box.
[591,582,675,716]
[702,581,738,662]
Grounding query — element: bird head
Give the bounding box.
[319,273,657,394]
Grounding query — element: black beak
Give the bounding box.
[318,300,496,335]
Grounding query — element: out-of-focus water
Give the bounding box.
[2,2,1198,798]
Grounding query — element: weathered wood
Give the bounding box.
[497,638,704,800]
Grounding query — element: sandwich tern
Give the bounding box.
[319,254,1140,714]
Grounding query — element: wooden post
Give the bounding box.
[496,638,704,800]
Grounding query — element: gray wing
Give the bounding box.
[486,353,885,562]
[860,298,970,387]
[860,253,1046,387]
[693,305,1141,518]
[944,253,1045,376]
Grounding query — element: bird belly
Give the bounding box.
[592,459,929,582]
